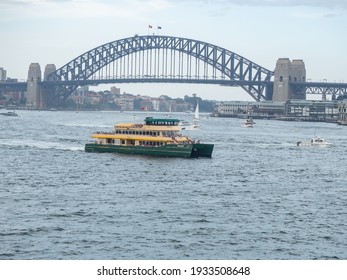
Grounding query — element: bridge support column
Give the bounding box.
[26,63,42,109]
[43,64,57,108]
[272,58,306,102]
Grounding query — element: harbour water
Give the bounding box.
[0,110,346,259]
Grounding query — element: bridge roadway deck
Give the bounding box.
[1,80,347,96]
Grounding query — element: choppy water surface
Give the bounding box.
[0,110,346,259]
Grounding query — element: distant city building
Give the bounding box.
[75,86,89,97]
[152,99,160,111]
[115,97,134,111]
[0,67,7,81]
[110,86,121,95]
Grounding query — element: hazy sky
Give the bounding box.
[1,0,346,100]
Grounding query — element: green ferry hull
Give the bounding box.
[192,143,214,158]
[85,143,213,158]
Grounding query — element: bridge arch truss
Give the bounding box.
[46,35,274,105]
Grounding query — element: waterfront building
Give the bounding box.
[337,101,347,124]
[284,100,339,121]
[212,101,285,118]
[213,100,340,122]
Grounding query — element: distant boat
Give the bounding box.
[164,104,172,118]
[296,136,333,147]
[337,119,347,126]
[0,111,18,117]
[194,101,200,121]
[179,120,200,130]
[178,102,201,130]
[242,117,255,128]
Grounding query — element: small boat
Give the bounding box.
[179,101,201,130]
[0,111,18,116]
[242,117,255,128]
[296,136,333,147]
[85,117,214,158]
[194,101,200,121]
[179,121,200,130]
[337,119,347,126]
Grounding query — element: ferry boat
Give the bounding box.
[85,117,214,158]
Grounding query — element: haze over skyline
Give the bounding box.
[1,0,346,101]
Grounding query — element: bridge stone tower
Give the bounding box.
[26,63,42,109]
[43,64,56,107]
[272,58,306,102]
[44,64,56,80]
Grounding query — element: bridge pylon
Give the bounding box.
[26,63,43,109]
[273,58,306,102]
[43,64,57,108]
[26,63,57,109]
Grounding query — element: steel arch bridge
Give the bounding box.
[44,35,274,105]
